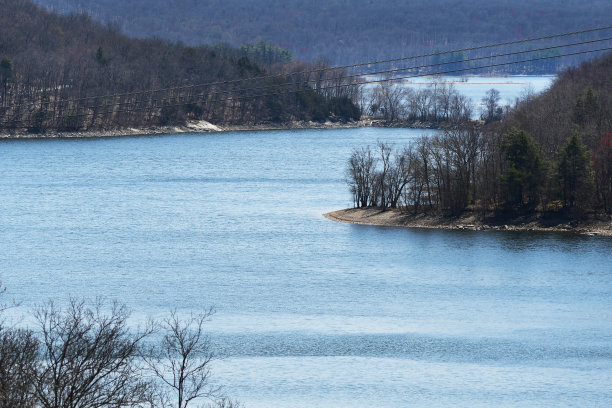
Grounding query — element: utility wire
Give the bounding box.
[2,45,610,126]
[5,35,611,113]
[122,37,612,103]
[198,46,612,104]
[3,45,610,124]
[3,25,611,111]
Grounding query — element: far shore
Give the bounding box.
[324,208,612,236]
[0,118,452,140]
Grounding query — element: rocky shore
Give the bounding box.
[324,208,612,236]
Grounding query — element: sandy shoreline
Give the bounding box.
[0,119,369,139]
[0,118,450,139]
[324,208,612,236]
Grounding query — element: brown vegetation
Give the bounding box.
[0,0,360,133]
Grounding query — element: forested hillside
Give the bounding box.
[0,0,359,132]
[32,0,612,71]
[507,54,612,156]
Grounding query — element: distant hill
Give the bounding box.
[0,0,359,132]
[31,0,612,71]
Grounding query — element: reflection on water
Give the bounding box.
[1,127,611,407]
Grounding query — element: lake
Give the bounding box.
[1,127,611,407]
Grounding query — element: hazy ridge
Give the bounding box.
[32,0,612,70]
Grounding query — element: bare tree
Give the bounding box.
[210,397,242,408]
[0,328,38,408]
[376,141,392,207]
[449,93,473,123]
[403,138,434,213]
[386,147,412,208]
[33,299,154,408]
[0,282,38,408]
[480,88,502,123]
[376,141,413,208]
[145,308,220,408]
[0,282,19,314]
[370,80,407,121]
[346,146,377,208]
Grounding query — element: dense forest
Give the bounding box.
[347,53,612,215]
[32,0,612,72]
[0,0,359,132]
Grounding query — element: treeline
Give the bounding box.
[0,0,360,132]
[0,292,238,408]
[347,54,612,214]
[31,0,612,71]
[363,80,474,124]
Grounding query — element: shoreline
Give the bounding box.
[324,208,612,236]
[0,120,364,139]
[0,118,453,140]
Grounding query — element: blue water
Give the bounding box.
[1,128,611,407]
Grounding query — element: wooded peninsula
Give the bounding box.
[333,54,612,233]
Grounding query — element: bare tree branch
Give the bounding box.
[144,308,221,408]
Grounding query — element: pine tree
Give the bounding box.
[95,46,108,65]
[557,132,593,209]
[500,129,546,207]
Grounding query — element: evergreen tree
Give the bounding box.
[95,46,108,65]
[557,132,593,209]
[0,57,13,81]
[500,129,546,207]
[572,87,600,127]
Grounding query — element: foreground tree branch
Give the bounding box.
[144,308,221,408]
[33,299,154,408]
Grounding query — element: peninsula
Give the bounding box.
[325,208,612,236]
[328,54,612,235]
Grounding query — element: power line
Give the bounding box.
[205,46,612,104]
[2,45,609,126]
[134,37,612,103]
[3,25,611,111]
[5,34,611,114]
[3,46,610,125]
